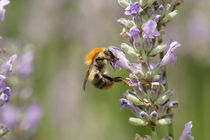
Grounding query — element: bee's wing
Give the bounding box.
[82,53,99,91]
[82,66,91,91]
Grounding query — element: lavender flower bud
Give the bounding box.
[131,63,144,78]
[124,90,144,106]
[179,121,194,140]
[149,44,167,56]
[117,18,135,28]
[147,0,155,7]
[134,82,146,100]
[152,75,161,81]
[0,0,10,22]
[165,101,179,109]
[156,118,172,125]
[129,117,147,126]
[120,98,136,111]
[150,111,158,121]
[140,111,150,121]
[121,43,139,57]
[162,136,173,140]
[0,125,9,137]
[139,0,148,7]
[162,10,178,23]
[0,93,9,107]
[144,135,152,140]
[118,0,130,8]
[154,89,174,105]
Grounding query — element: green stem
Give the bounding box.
[151,127,159,140]
[158,35,174,138]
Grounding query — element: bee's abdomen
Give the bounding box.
[92,73,114,90]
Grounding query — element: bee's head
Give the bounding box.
[104,50,118,62]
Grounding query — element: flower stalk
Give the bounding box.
[102,0,194,139]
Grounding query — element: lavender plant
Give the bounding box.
[0,0,42,138]
[106,0,194,139]
[0,45,43,139]
[0,0,17,136]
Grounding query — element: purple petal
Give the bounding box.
[1,54,17,75]
[0,0,10,22]
[0,105,20,128]
[21,102,43,131]
[17,51,34,76]
[125,2,143,16]
[142,20,160,39]
[160,41,180,66]
[179,121,194,140]
[120,98,136,111]
[108,46,131,72]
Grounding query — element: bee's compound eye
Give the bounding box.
[95,57,105,62]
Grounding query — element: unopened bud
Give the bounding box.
[152,75,161,81]
[154,89,174,105]
[121,43,139,57]
[129,117,147,126]
[149,44,167,56]
[140,111,150,121]
[125,91,144,105]
[117,18,135,28]
[162,10,178,23]
[0,125,10,137]
[156,118,172,125]
[139,0,148,7]
[147,0,155,7]
[118,0,130,8]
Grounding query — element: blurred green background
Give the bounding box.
[2,0,210,139]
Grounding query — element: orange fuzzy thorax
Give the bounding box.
[85,48,104,65]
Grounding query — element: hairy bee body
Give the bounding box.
[83,48,122,91]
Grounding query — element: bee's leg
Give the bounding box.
[112,76,132,86]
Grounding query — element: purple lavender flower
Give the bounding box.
[0,0,10,22]
[0,76,11,106]
[179,121,194,140]
[125,2,143,17]
[0,105,20,128]
[120,98,136,111]
[128,26,140,45]
[18,51,34,76]
[160,41,180,66]
[108,46,131,72]
[158,5,164,11]
[142,20,160,39]
[1,54,17,75]
[21,102,43,132]
[150,111,157,118]
[0,93,9,106]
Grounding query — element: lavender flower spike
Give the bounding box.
[142,20,160,39]
[128,26,140,45]
[0,0,10,22]
[160,41,180,66]
[179,121,194,140]
[125,2,143,17]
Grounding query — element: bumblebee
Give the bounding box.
[82,48,124,91]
